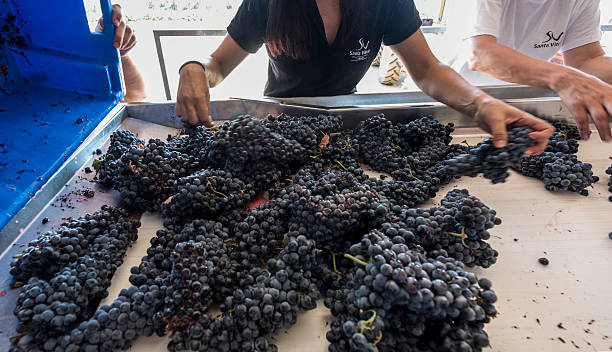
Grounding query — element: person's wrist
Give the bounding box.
[179,61,206,75]
[549,66,575,92]
[470,93,495,118]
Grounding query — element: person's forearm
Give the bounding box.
[469,42,573,91]
[575,55,612,85]
[121,55,146,102]
[412,61,488,117]
[199,57,224,88]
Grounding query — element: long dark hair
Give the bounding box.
[265,0,365,59]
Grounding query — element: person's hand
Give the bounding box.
[473,96,555,155]
[552,70,612,141]
[98,4,136,57]
[176,63,213,127]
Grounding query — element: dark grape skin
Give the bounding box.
[511,118,595,195]
[514,152,597,195]
[11,113,568,352]
[444,127,534,184]
[10,206,141,349]
[326,229,497,352]
[538,257,550,266]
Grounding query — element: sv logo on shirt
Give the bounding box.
[534,31,564,48]
[543,31,564,43]
[349,37,372,62]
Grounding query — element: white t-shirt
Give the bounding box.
[445,0,603,86]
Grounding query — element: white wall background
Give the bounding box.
[81,0,612,101]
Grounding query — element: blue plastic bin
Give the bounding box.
[0,0,124,230]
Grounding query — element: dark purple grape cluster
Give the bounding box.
[10,206,140,348]
[355,115,407,173]
[288,183,383,253]
[12,284,166,352]
[10,206,138,282]
[115,138,203,211]
[542,153,596,194]
[538,114,581,140]
[375,189,501,268]
[302,131,362,177]
[263,113,343,155]
[15,256,116,337]
[162,168,255,225]
[97,129,212,211]
[162,241,214,335]
[206,116,307,190]
[514,152,597,195]
[167,235,321,352]
[443,127,534,184]
[97,130,144,185]
[165,125,213,156]
[326,230,496,352]
[546,132,579,154]
[398,116,454,150]
[231,199,290,267]
[355,115,454,177]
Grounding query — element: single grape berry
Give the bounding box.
[538,257,550,265]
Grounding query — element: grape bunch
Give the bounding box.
[398,116,454,150]
[162,241,214,336]
[11,284,166,352]
[302,131,362,177]
[514,152,597,195]
[375,189,501,268]
[167,235,321,352]
[289,184,383,252]
[546,131,579,154]
[231,199,290,267]
[542,153,596,194]
[326,230,497,352]
[162,168,255,226]
[263,113,343,155]
[443,127,534,183]
[10,206,140,349]
[355,115,406,173]
[206,116,307,190]
[15,256,118,337]
[97,130,144,185]
[10,206,138,282]
[129,220,229,289]
[177,221,245,302]
[538,114,581,140]
[165,125,213,156]
[355,115,454,177]
[112,138,203,211]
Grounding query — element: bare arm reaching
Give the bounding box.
[391,30,554,155]
[176,35,250,127]
[563,42,612,85]
[468,35,612,141]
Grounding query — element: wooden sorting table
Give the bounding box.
[0,94,611,351]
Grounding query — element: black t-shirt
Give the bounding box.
[227,0,422,97]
